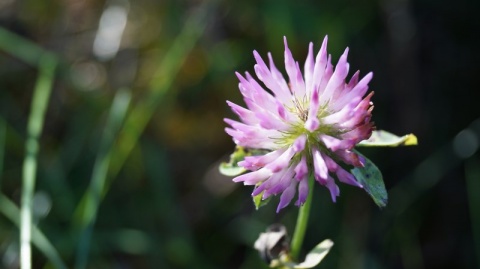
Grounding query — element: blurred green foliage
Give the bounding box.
[0,0,479,268]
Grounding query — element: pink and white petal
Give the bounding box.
[339,110,369,130]
[265,146,295,172]
[294,155,308,180]
[233,167,272,185]
[332,70,360,103]
[259,168,288,195]
[312,36,329,93]
[239,148,287,170]
[293,134,307,152]
[253,52,291,103]
[339,92,374,129]
[322,153,339,172]
[275,99,297,123]
[267,167,295,196]
[224,127,242,143]
[277,181,297,212]
[320,48,350,104]
[334,72,373,110]
[313,148,328,183]
[346,70,360,91]
[246,73,278,111]
[268,52,292,99]
[341,122,374,144]
[295,176,309,206]
[304,42,315,97]
[305,88,320,132]
[321,96,361,125]
[318,55,333,95]
[224,119,283,149]
[254,110,290,130]
[251,181,268,196]
[335,150,363,167]
[320,134,355,151]
[324,176,340,202]
[235,72,257,99]
[226,101,258,125]
[283,37,300,92]
[336,167,363,188]
[224,118,275,138]
[292,61,306,97]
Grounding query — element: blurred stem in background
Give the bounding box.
[72,1,211,222]
[0,26,67,269]
[20,53,57,269]
[0,27,49,66]
[465,158,480,268]
[290,176,315,261]
[0,118,5,189]
[74,88,132,269]
[0,194,67,269]
[388,118,480,216]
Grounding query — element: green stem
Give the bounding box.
[290,175,315,261]
[20,53,56,269]
[0,194,67,269]
[74,89,131,269]
[0,118,5,189]
[465,159,480,268]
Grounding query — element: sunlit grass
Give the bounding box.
[20,52,57,268]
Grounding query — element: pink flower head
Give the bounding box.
[225,36,375,212]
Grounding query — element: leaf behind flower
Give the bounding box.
[219,146,247,176]
[357,130,418,147]
[292,239,334,269]
[253,187,273,210]
[351,151,388,208]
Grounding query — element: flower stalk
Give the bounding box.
[290,175,315,261]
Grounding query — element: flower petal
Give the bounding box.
[233,168,272,185]
[313,148,328,183]
[295,177,309,206]
[320,134,355,151]
[324,176,340,202]
[253,50,292,103]
[265,147,295,172]
[293,134,307,152]
[320,48,350,104]
[294,154,308,180]
[336,167,363,188]
[304,42,315,97]
[277,181,297,212]
[311,36,329,94]
[226,101,258,125]
[239,148,286,170]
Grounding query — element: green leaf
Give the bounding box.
[219,163,246,177]
[219,146,247,176]
[293,239,334,269]
[358,130,418,147]
[219,147,271,177]
[351,151,388,208]
[253,188,272,210]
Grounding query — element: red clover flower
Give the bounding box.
[225,36,375,212]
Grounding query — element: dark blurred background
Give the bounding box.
[0,0,479,268]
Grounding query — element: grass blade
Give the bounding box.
[72,3,211,222]
[74,89,132,269]
[0,27,52,67]
[0,118,5,189]
[465,158,480,268]
[0,194,68,269]
[20,53,56,269]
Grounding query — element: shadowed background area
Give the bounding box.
[0,0,479,268]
